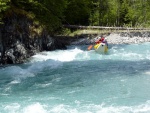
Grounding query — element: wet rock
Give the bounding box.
[6,49,15,64]
[0,14,67,65]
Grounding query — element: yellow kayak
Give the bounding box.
[94,43,108,54]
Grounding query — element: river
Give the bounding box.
[0,36,150,113]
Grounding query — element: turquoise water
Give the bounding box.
[1,42,150,113]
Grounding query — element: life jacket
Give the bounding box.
[95,37,104,44]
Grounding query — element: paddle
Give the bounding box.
[87,45,93,50]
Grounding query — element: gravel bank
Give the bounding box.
[67,31,150,45]
[106,32,150,44]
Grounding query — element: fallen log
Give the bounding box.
[63,25,150,30]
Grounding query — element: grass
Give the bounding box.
[64,28,150,37]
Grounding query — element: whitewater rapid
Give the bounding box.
[31,42,150,62]
[1,34,150,113]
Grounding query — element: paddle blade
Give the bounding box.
[87,45,93,50]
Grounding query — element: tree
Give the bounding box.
[0,0,10,24]
[64,0,91,25]
[0,0,68,33]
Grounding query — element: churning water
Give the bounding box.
[1,36,150,113]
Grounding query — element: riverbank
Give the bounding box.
[68,30,150,45]
[105,31,150,44]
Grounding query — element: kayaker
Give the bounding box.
[95,36,105,44]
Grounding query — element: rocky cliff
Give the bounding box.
[0,14,67,65]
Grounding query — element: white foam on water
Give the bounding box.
[48,101,150,113]
[2,101,150,113]
[9,80,21,84]
[4,103,20,113]
[31,48,83,62]
[27,59,62,73]
[0,60,62,83]
[2,103,47,113]
[145,71,150,75]
[23,103,47,113]
[107,51,144,61]
[29,42,150,63]
[0,66,35,93]
[0,66,35,86]
[34,82,52,88]
[49,104,78,113]
[30,48,103,62]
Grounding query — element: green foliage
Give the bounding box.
[0,0,10,23]
[1,0,150,32]
[88,0,150,27]
[59,28,71,36]
[33,0,67,32]
[0,0,67,33]
[64,0,91,25]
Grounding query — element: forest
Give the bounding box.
[0,0,150,34]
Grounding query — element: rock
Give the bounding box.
[109,32,150,44]
[0,13,67,65]
[5,49,15,64]
[69,31,150,45]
